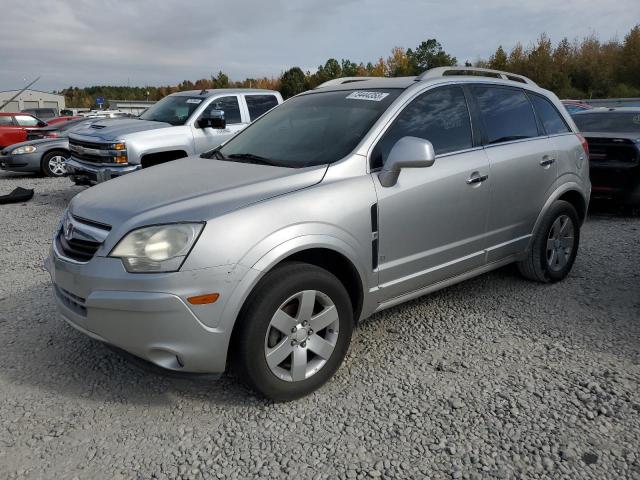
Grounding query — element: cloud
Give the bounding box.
[1,0,638,90]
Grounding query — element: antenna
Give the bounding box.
[0,76,41,111]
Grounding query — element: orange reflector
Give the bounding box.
[187,293,220,305]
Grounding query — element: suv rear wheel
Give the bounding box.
[518,200,580,283]
[233,262,353,401]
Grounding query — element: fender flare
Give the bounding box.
[218,233,371,339]
[527,181,589,252]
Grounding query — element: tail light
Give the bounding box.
[577,133,589,158]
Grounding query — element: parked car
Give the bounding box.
[26,117,90,141]
[65,89,283,185]
[1,118,97,176]
[21,107,59,120]
[47,116,83,126]
[562,100,593,114]
[573,107,640,206]
[78,109,131,119]
[46,67,590,400]
[0,113,47,149]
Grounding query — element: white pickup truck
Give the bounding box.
[65,89,283,184]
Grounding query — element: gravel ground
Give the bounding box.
[0,171,639,480]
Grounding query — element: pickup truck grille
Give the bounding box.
[69,138,112,164]
[586,138,639,165]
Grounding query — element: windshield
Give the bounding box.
[573,112,640,134]
[139,95,204,125]
[213,89,401,168]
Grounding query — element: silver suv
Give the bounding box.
[46,68,590,401]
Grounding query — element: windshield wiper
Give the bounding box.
[201,147,226,160]
[227,153,280,166]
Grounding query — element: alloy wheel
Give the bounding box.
[264,290,339,382]
[546,214,574,272]
[48,155,67,176]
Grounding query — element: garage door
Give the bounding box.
[43,101,59,111]
[1,101,19,112]
[23,101,39,109]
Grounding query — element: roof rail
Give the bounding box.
[417,67,537,86]
[315,77,377,89]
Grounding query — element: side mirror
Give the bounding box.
[38,121,48,127]
[197,110,226,129]
[378,136,435,187]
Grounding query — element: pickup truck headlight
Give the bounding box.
[110,223,204,273]
[11,145,37,155]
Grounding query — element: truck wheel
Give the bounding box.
[518,200,580,283]
[41,150,68,177]
[233,262,353,401]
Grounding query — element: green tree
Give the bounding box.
[488,46,508,70]
[279,67,306,99]
[408,39,457,74]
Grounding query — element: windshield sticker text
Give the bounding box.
[346,91,390,102]
[186,99,203,104]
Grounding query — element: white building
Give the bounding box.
[108,99,156,115]
[0,89,66,113]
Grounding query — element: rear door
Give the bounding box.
[471,85,558,261]
[373,85,491,299]
[192,95,246,153]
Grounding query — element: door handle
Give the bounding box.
[466,173,489,185]
[540,156,556,167]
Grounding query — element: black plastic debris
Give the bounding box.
[0,187,34,204]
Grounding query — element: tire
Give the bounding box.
[233,261,354,401]
[41,150,68,177]
[517,200,580,283]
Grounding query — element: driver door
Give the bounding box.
[192,95,246,153]
[372,85,491,300]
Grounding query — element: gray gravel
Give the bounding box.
[1,171,639,480]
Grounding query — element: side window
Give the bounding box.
[371,86,473,169]
[472,86,539,144]
[529,94,571,135]
[0,116,14,126]
[203,96,241,124]
[14,115,40,127]
[246,95,279,121]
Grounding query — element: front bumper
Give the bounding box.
[65,157,141,184]
[0,153,40,173]
[45,246,253,373]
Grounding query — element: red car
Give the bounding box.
[0,113,48,149]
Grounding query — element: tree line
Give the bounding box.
[60,25,640,108]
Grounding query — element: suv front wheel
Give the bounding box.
[233,262,354,401]
[518,200,580,283]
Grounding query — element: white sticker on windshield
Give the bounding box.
[346,91,389,102]
[186,98,203,104]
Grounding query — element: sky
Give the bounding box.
[1,0,638,91]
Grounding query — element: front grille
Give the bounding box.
[69,138,112,164]
[55,285,87,316]
[587,138,639,164]
[55,213,110,263]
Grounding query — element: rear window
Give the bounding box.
[246,95,279,121]
[573,112,640,134]
[529,94,571,135]
[473,85,539,144]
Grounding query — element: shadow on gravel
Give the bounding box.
[0,283,263,408]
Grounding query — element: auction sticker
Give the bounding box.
[186,98,203,104]
[346,91,389,102]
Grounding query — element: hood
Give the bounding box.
[70,156,327,227]
[69,118,170,141]
[1,137,68,154]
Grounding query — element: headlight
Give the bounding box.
[11,145,37,155]
[110,223,204,273]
